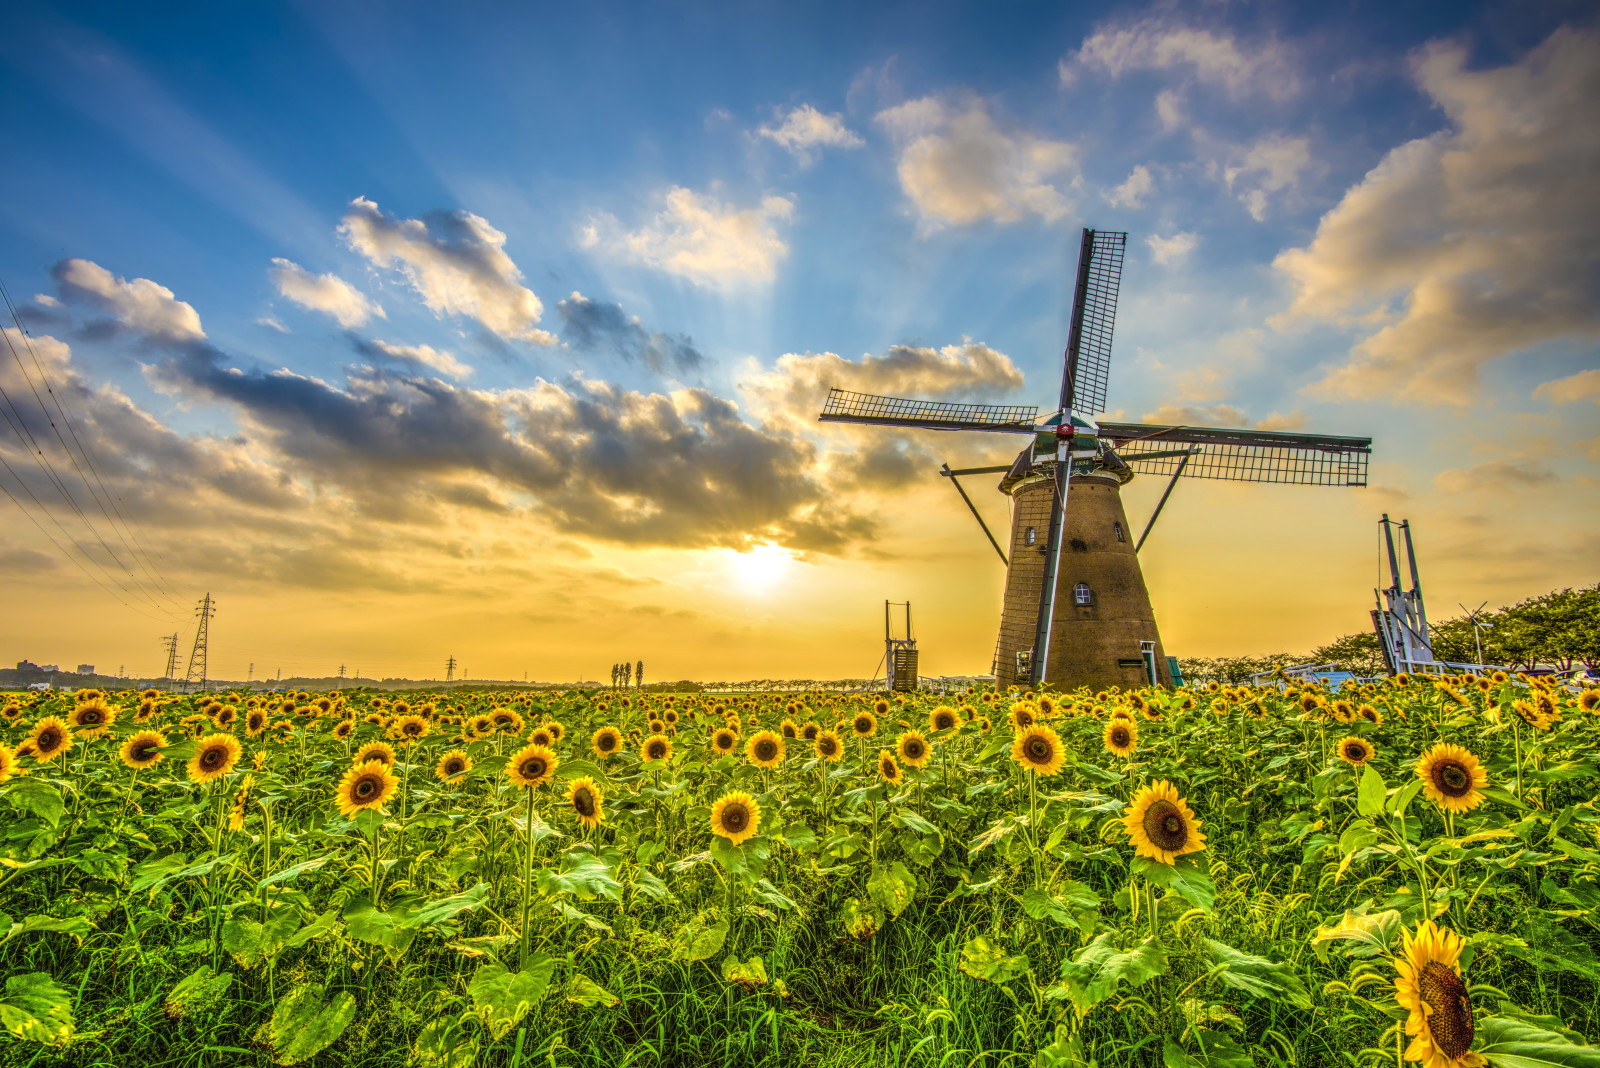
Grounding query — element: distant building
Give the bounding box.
[15,660,39,671]
[77,664,95,675]
[40,664,59,673]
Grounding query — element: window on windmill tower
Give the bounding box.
[1024,527,1036,546]
[1113,522,1124,542]
[1074,582,1093,605]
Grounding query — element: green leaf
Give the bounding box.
[1358,764,1387,816]
[1,780,64,828]
[565,972,620,1008]
[1046,933,1166,1012]
[536,853,621,902]
[257,857,329,887]
[673,918,728,962]
[721,955,769,990]
[1195,1032,1256,1068]
[1019,883,1101,933]
[958,935,1031,985]
[1136,854,1216,911]
[163,964,232,1020]
[1477,1015,1600,1068]
[555,758,605,781]
[130,853,225,894]
[1388,778,1424,816]
[268,984,356,1065]
[1310,909,1401,958]
[0,913,93,945]
[221,910,302,969]
[893,810,943,839]
[467,957,554,1040]
[1203,939,1311,1008]
[0,972,74,1045]
[413,1017,479,1068]
[1034,1025,1092,1068]
[867,862,917,919]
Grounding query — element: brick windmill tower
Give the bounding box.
[819,229,1373,691]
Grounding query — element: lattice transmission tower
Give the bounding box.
[182,593,217,693]
[160,633,180,689]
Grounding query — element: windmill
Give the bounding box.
[818,228,1373,691]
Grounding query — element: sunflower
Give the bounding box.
[332,719,355,741]
[1331,699,1355,723]
[1394,920,1486,1067]
[850,711,877,738]
[435,750,471,783]
[975,715,992,732]
[1578,688,1600,714]
[336,759,398,817]
[801,721,821,741]
[1007,702,1036,731]
[1037,695,1057,718]
[873,699,890,717]
[1337,736,1376,766]
[1123,780,1206,864]
[878,751,901,783]
[506,742,558,788]
[529,727,556,748]
[648,718,666,735]
[246,709,267,736]
[213,705,238,729]
[780,719,799,739]
[591,726,623,759]
[815,729,843,762]
[27,716,73,762]
[1104,719,1137,758]
[896,730,930,769]
[119,730,167,769]
[928,706,959,732]
[1011,724,1065,775]
[1358,704,1382,725]
[710,790,760,846]
[69,698,117,737]
[229,775,253,832]
[352,742,394,769]
[567,777,604,830]
[0,745,16,782]
[1416,744,1488,813]
[392,715,430,743]
[544,721,566,743]
[747,730,785,769]
[188,733,243,785]
[711,727,739,755]
[641,734,673,764]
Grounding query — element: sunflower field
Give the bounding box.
[1,675,1599,1067]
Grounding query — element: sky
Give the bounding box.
[0,0,1595,683]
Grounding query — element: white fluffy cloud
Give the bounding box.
[583,186,795,287]
[338,197,553,343]
[51,259,205,343]
[1065,18,1299,99]
[1147,231,1198,265]
[1223,135,1310,221]
[1139,403,1302,432]
[1534,368,1600,404]
[269,258,383,328]
[1107,164,1154,209]
[1276,26,1600,405]
[875,97,1077,227]
[355,338,473,380]
[756,104,863,164]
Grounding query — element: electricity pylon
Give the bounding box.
[182,593,216,693]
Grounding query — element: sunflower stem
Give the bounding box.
[518,784,536,968]
[1511,715,1524,801]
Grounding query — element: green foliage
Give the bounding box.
[267,983,357,1065]
[0,971,73,1045]
[467,957,554,1039]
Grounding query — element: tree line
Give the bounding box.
[1179,583,1600,684]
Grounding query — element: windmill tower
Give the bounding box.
[819,228,1373,692]
[182,593,216,693]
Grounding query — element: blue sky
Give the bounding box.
[0,1,1594,680]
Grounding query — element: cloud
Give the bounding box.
[1138,403,1302,432]
[756,104,863,164]
[256,316,290,333]
[338,197,553,343]
[1434,459,1558,495]
[740,341,1027,432]
[269,258,383,328]
[1276,26,1600,405]
[1065,17,1299,99]
[51,259,205,344]
[1107,164,1154,209]
[555,293,705,376]
[584,186,794,287]
[1534,368,1600,404]
[1147,231,1198,265]
[1155,90,1184,132]
[875,97,1077,227]
[350,337,473,380]
[1223,135,1310,221]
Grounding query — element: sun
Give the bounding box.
[726,542,796,594]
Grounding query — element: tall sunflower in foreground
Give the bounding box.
[878,751,901,783]
[814,729,843,762]
[27,717,73,762]
[1415,744,1488,813]
[1104,719,1137,758]
[69,698,117,738]
[641,734,672,764]
[188,734,242,785]
[710,790,760,846]
[1393,920,1486,1067]
[434,750,471,783]
[897,730,930,769]
[851,710,878,738]
[1011,724,1065,776]
[354,741,396,768]
[0,745,17,783]
[591,726,623,760]
[506,743,558,788]
[336,759,398,817]
[1338,736,1376,766]
[567,777,604,830]
[711,727,739,755]
[1123,780,1206,864]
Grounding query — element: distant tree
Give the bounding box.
[636,660,644,690]
[1306,631,1387,677]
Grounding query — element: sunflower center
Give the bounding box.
[521,758,547,779]
[647,742,665,759]
[599,734,616,751]
[39,729,62,750]
[820,738,838,756]
[1142,799,1189,852]
[721,803,749,832]
[134,743,157,761]
[200,747,226,769]
[1024,737,1051,763]
[1437,762,1470,795]
[354,776,378,799]
[445,760,463,774]
[1110,727,1129,747]
[755,740,778,761]
[573,790,596,817]
[1417,960,1473,1058]
[906,741,926,759]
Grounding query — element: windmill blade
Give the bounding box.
[1060,229,1129,417]
[1102,420,1371,487]
[818,388,1038,434]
